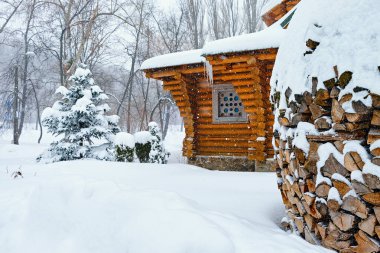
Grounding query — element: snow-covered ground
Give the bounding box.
[0,126,332,253]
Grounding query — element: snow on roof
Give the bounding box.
[202,24,285,56]
[271,0,380,109]
[140,49,205,70]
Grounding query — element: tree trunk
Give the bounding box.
[13,66,19,145]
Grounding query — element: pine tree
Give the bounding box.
[148,122,170,164]
[39,65,120,162]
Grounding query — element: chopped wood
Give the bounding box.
[334,141,345,153]
[354,230,380,253]
[316,182,331,198]
[316,222,327,240]
[362,192,380,206]
[338,71,353,88]
[329,210,356,231]
[363,172,380,190]
[371,109,380,126]
[341,195,368,219]
[344,151,364,171]
[371,147,380,157]
[352,100,371,114]
[327,198,341,212]
[323,78,336,89]
[315,89,331,106]
[315,117,331,130]
[358,214,377,237]
[332,178,351,197]
[339,93,353,105]
[372,93,380,108]
[374,207,380,223]
[351,180,373,196]
[321,153,349,178]
[330,86,340,98]
[368,128,380,144]
[332,99,345,123]
[309,103,329,120]
[345,113,370,123]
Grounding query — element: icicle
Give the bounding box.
[204,60,213,85]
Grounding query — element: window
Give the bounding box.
[212,84,247,123]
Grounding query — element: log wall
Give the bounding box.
[144,49,278,167]
[262,0,300,27]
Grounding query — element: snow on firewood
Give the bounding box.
[351,170,365,184]
[328,187,342,205]
[270,0,380,110]
[331,173,352,187]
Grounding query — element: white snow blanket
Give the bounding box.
[0,127,333,253]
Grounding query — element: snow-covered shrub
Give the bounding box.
[148,122,170,164]
[134,131,152,163]
[114,132,135,162]
[38,65,120,163]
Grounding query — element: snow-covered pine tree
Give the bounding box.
[39,65,120,162]
[148,122,169,164]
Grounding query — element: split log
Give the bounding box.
[316,182,331,198]
[362,192,380,206]
[327,198,341,212]
[345,113,370,123]
[315,89,331,106]
[371,147,380,157]
[330,87,340,98]
[374,207,380,223]
[371,109,380,126]
[316,222,327,240]
[352,100,371,115]
[338,71,352,89]
[372,93,380,108]
[321,153,349,178]
[341,195,368,219]
[332,178,351,198]
[344,151,365,171]
[351,179,373,196]
[354,230,380,253]
[358,214,377,237]
[329,210,356,231]
[368,128,380,144]
[314,117,331,130]
[323,222,352,251]
[363,172,380,190]
[309,103,329,120]
[331,100,344,123]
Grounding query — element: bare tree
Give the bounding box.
[179,0,206,49]
[243,0,269,32]
[0,0,23,34]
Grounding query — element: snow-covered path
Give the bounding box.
[0,129,333,253]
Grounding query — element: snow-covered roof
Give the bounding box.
[202,24,285,56]
[140,49,205,70]
[271,0,380,109]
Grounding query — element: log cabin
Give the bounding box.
[140,1,298,171]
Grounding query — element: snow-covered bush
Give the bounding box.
[114,132,135,162]
[134,131,152,163]
[148,122,170,164]
[38,65,120,162]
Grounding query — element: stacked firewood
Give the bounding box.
[273,64,380,252]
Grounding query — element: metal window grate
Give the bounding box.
[212,84,247,123]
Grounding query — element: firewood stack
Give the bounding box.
[273,60,380,251]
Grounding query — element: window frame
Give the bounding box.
[212,84,248,124]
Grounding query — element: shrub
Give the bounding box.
[114,132,135,162]
[134,131,152,163]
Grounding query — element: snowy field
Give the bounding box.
[0,126,333,253]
